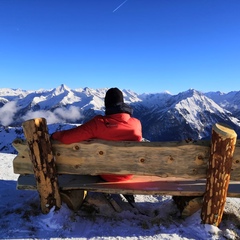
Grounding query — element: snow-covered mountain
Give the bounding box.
[135,89,240,141]
[205,91,240,118]
[0,85,240,153]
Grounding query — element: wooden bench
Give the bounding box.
[12,118,240,227]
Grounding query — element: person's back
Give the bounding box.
[51,87,142,182]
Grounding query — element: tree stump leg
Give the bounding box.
[201,123,237,226]
[22,118,61,214]
[61,190,88,211]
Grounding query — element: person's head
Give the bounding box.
[104,88,124,108]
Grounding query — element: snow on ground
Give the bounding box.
[1,153,240,239]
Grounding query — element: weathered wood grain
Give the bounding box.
[22,118,61,214]
[12,138,240,180]
[201,123,237,226]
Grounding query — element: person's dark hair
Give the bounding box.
[104,88,124,108]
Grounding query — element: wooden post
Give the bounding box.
[22,118,61,214]
[201,123,237,226]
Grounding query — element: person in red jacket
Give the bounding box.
[51,87,142,182]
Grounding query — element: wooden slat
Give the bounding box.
[16,174,240,197]
[12,139,240,180]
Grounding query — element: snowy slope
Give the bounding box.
[1,153,239,239]
[205,91,240,118]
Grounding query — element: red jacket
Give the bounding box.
[52,113,142,182]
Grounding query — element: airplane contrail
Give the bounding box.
[113,0,129,13]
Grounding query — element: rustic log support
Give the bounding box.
[201,123,237,226]
[22,118,61,214]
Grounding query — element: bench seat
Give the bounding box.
[17,174,240,197]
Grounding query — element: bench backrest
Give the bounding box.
[12,139,240,180]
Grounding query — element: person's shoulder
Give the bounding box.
[91,115,105,122]
[83,115,104,124]
[130,116,141,124]
[93,115,102,118]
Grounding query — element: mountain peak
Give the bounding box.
[186,88,202,95]
[53,84,71,94]
[177,89,203,99]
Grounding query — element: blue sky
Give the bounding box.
[0,0,240,94]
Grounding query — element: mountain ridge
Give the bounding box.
[0,85,240,154]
